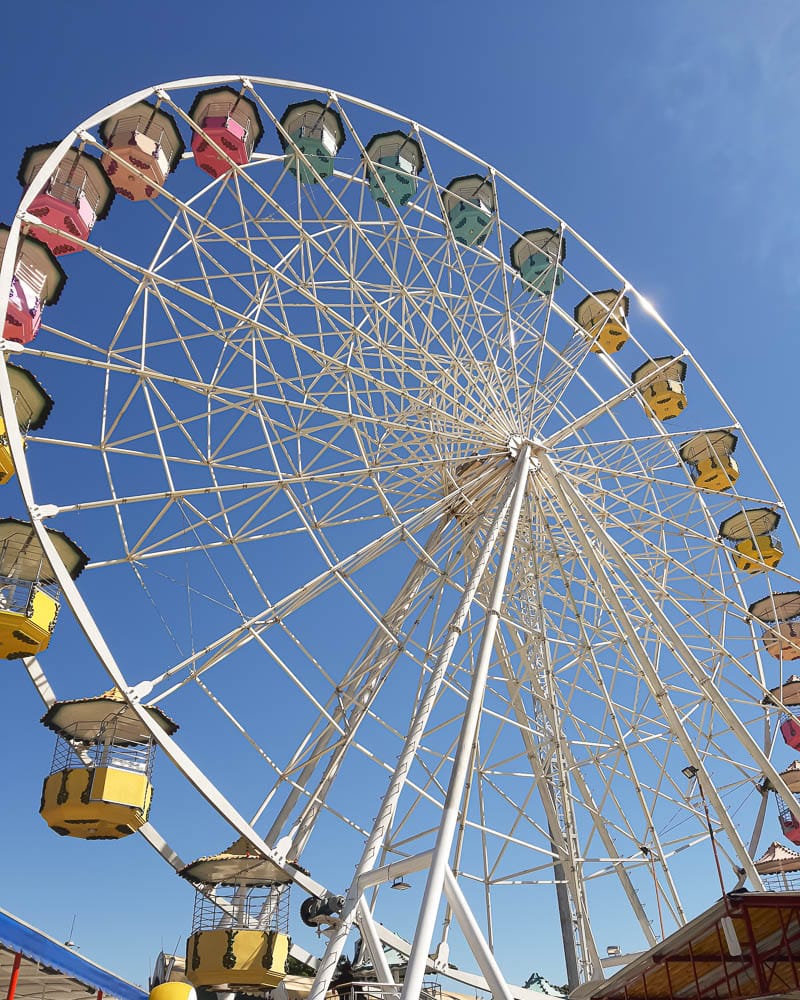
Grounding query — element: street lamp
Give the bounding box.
[682,764,726,895]
[683,765,743,956]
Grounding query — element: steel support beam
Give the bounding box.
[540,454,769,887]
[442,867,513,1000]
[307,455,526,1000]
[263,525,445,850]
[400,445,530,1000]
[356,900,394,985]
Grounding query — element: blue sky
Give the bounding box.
[1,0,799,990]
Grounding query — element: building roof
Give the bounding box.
[0,906,146,1000]
[578,891,800,1000]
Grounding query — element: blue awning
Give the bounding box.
[0,906,147,1000]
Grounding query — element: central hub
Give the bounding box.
[507,434,546,458]
[507,434,525,459]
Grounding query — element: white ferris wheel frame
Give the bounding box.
[1,75,799,998]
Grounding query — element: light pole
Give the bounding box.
[682,765,727,896]
[682,765,743,958]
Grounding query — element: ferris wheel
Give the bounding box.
[2,75,800,999]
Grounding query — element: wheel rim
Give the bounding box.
[3,76,800,990]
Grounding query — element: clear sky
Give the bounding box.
[1,0,799,991]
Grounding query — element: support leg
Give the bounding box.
[442,867,512,1000]
[401,446,530,1000]
[308,448,529,1000]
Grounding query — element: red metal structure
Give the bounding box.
[581,892,800,1000]
[5,953,20,1000]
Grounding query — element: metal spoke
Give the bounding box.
[3,75,800,997]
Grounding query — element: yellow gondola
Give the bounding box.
[631,356,687,421]
[719,508,783,574]
[679,429,739,492]
[0,364,54,484]
[574,289,630,354]
[750,592,800,661]
[180,838,292,990]
[150,987,196,1000]
[0,518,87,658]
[39,688,177,839]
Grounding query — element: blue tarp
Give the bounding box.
[0,906,147,1000]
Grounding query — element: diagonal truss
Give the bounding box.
[2,76,800,996]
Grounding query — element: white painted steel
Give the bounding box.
[2,75,800,997]
[355,900,395,986]
[307,470,521,1000]
[442,866,513,1000]
[401,447,530,1000]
